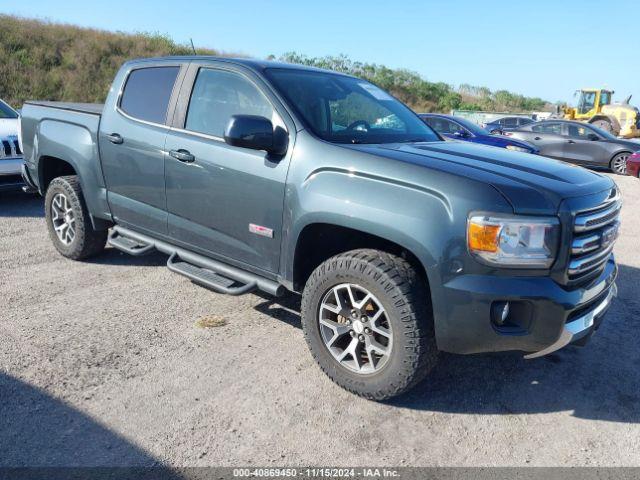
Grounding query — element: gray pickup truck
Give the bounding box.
[20,57,620,400]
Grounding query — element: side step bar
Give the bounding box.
[167,252,256,296]
[108,230,155,256]
[109,226,284,297]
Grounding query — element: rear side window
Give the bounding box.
[185,68,274,138]
[503,117,518,128]
[532,122,563,135]
[119,66,180,124]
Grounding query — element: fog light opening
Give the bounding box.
[492,301,510,326]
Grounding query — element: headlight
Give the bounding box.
[467,213,559,268]
[505,145,529,152]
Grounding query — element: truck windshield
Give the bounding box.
[265,68,440,144]
[0,100,18,119]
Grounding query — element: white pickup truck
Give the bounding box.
[0,98,24,191]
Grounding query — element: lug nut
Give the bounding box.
[361,316,368,322]
[364,328,371,334]
[351,310,357,318]
[346,319,352,325]
[350,331,356,337]
[358,334,365,342]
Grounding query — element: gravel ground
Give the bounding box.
[1,173,639,468]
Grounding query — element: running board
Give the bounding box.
[167,253,255,295]
[110,226,284,297]
[108,230,155,256]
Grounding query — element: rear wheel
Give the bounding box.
[301,249,438,400]
[610,152,630,175]
[45,176,107,259]
[591,118,613,134]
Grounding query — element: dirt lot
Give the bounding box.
[1,173,639,468]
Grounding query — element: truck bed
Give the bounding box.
[23,101,104,116]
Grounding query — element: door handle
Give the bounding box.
[105,133,123,144]
[169,149,195,163]
[567,140,576,144]
[534,136,541,140]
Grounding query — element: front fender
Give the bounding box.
[279,134,514,350]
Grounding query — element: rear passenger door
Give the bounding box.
[99,63,186,235]
[525,122,566,159]
[163,63,294,274]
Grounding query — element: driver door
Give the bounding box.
[562,123,609,165]
[163,63,294,274]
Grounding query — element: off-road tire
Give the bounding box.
[45,175,107,260]
[301,249,438,400]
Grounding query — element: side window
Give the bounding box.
[503,117,518,128]
[444,120,460,134]
[425,118,444,133]
[532,122,563,135]
[120,67,180,124]
[185,68,274,138]
[578,92,596,114]
[567,124,596,139]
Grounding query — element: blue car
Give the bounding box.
[419,113,539,154]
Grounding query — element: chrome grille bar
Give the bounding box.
[571,233,601,255]
[574,200,622,232]
[568,243,615,276]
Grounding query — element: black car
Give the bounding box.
[483,116,535,134]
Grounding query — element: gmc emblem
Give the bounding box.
[601,223,619,249]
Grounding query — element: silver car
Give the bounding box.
[505,119,640,174]
[0,98,23,190]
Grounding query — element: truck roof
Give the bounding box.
[124,56,355,78]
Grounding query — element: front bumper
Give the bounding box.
[435,257,618,357]
[0,158,25,191]
[0,157,23,177]
[523,283,616,358]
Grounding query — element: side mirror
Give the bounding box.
[588,133,599,141]
[453,130,468,138]
[224,115,288,155]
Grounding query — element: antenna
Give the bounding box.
[190,38,197,55]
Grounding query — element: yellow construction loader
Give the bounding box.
[562,89,640,138]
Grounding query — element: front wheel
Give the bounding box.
[45,175,107,260]
[610,152,630,175]
[301,249,438,400]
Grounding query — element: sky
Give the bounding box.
[5,0,640,105]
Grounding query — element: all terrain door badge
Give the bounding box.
[249,223,274,238]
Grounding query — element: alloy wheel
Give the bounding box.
[51,193,76,245]
[612,153,629,174]
[318,283,392,374]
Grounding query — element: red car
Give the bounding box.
[627,152,640,177]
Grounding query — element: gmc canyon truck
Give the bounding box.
[20,57,620,400]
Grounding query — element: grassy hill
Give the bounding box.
[0,15,221,107]
[0,15,549,113]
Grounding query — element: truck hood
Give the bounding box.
[346,140,613,215]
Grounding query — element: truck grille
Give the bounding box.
[568,188,621,282]
[0,138,21,158]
